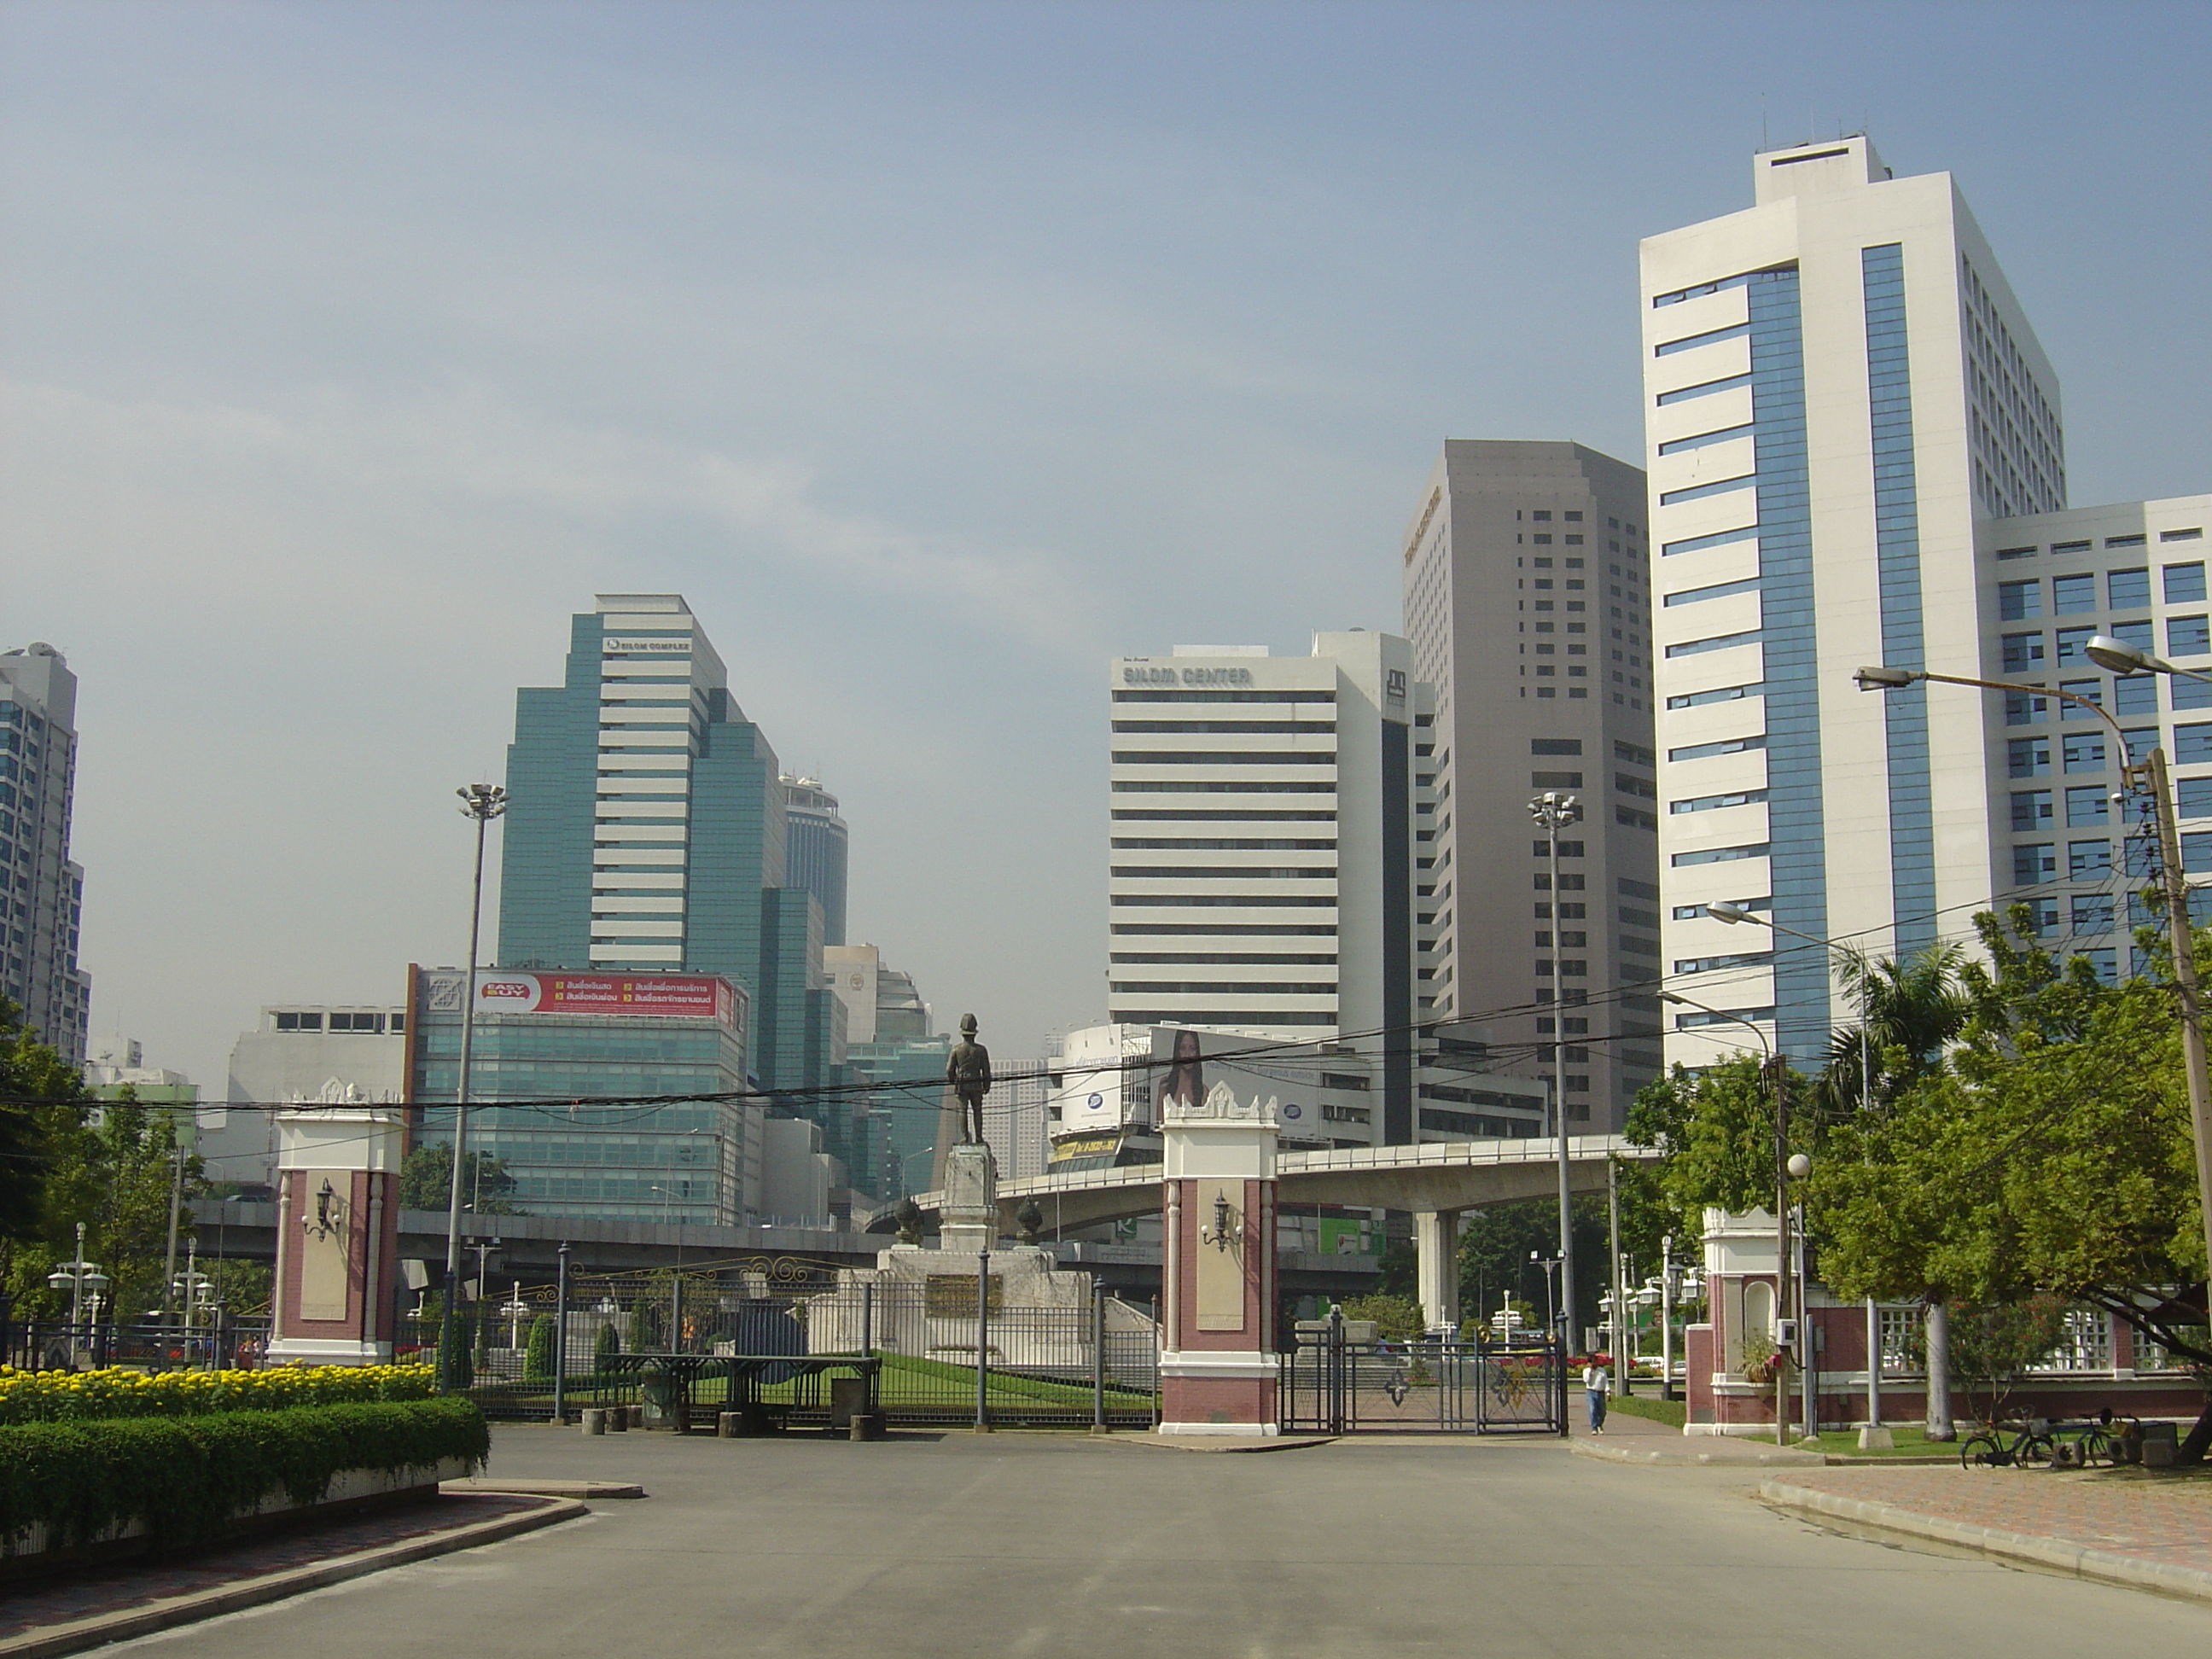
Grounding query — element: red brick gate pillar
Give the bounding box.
[1159,1085,1278,1435]
[269,1104,405,1365]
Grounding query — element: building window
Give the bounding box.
[2176,777,2212,818]
[2064,785,2109,827]
[2006,737,2051,777]
[2062,732,2104,774]
[2014,843,2056,884]
[2011,790,2053,830]
[2169,615,2211,657]
[2001,633,2046,671]
[274,1011,323,1032]
[2069,839,2112,877]
[2051,572,2096,614]
[2070,894,2115,935]
[2055,626,2098,665]
[2115,677,2160,716]
[2165,563,2208,604]
[2005,690,2048,726]
[2107,568,2151,609]
[1998,579,2040,620]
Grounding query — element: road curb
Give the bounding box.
[0,1496,586,1659]
[1572,1439,1825,1469]
[1111,1433,1339,1453]
[1758,1477,2212,1606]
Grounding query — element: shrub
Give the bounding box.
[594,1322,620,1375]
[0,1365,434,1425]
[524,1316,557,1382]
[0,1397,489,1551]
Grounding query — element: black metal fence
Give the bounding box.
[411,1261,1161,1429]
[1280,1318,1566,1435]
[3,1318,271,1373]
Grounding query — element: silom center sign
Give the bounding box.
[1123,666,1255,688]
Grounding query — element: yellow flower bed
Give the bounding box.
[0,1363,435,1423]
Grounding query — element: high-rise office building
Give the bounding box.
[1641,135,2069,1064]
[782,776,850,947]
[489,595,857,1171]
[1977,496,2212,979]
[0,643,90,1062]
[1106,633,1420,1139]
[1399,442,1662,1128]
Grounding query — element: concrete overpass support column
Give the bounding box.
[1159,1086,1280,1436]
[269,1105,406,1365]
[1414,1210,1461,1334]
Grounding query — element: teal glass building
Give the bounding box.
[412,595,870,1214]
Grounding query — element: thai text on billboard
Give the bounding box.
[472,970,736,1026]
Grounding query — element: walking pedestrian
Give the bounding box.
[1583,1357,1610,1433]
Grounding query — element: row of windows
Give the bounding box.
[273,1010,404,1033]
[2003,621,2212,672]
[1994,528,2202,561]
[1999,562,2206,617]
[1111,751,1336,765]
[2011,787,2116,829]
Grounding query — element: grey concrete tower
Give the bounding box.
[0,643,91,1062]
[1400,441,1662,1129]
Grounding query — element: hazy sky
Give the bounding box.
[5,1,2207,1092]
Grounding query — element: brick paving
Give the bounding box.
[1772,1464,2212,1575]
[0,1493,543,1642]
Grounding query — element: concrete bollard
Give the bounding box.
[718,1411,742,1439]
[606,1405,629,1432]
[848,1412,887,1442]
[629,1404,648,1429]
[581,1408,606,1436]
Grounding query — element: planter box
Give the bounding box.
[0,1458,472,1583]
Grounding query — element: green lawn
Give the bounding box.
[1801,1425,1971,1458]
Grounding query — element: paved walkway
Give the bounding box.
[1763,1465,2212,1603]
[0,1494,568,1658]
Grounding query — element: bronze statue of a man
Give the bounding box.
[946,1012,992,1144]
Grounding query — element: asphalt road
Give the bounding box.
[111,1425,2211,1658]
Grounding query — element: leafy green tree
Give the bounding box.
[1337,1294,1427,1341]
[1456,1194,1615,1336]
[399,1144,523,1214]
[1948,1295,2070,1429]
[1813,909,2210,1455]
[1816,944,1973,1113]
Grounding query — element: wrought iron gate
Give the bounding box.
[1279,1318,1565,1435]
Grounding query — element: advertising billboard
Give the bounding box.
[471,970,737,1027]
[1050,1024,1353,1143]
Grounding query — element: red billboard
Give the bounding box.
[472,971,736,1026]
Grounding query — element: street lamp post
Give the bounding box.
[1662,989,1794,1443]
[47,1221,108,1366]
[443,782,508,1393]
[1528,789,1583,1354]
[1856,657,2212,1355]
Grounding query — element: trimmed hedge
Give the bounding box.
[0,1397,490,1552]
[0,1364,436,1424]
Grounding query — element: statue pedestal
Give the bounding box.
[939,1142,998,1254]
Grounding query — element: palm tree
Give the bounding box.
[1813,942,1973,1437]
[1816,944,1972,1115]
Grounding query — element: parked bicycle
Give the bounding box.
[1959,1411,2125,1470]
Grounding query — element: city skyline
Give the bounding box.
[7,4,2209,1091]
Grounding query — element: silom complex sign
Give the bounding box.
[472,970,736,1026]
[1122,665,1254,688]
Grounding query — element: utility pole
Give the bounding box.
[160,1138,186,1331]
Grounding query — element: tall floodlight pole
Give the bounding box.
[443,782,508,1392]
[1529,789,1583,1354]
[1857,657,2212,1345]
[1661,990,1787,1441]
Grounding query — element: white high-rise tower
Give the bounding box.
[1642,136,2066,1066]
